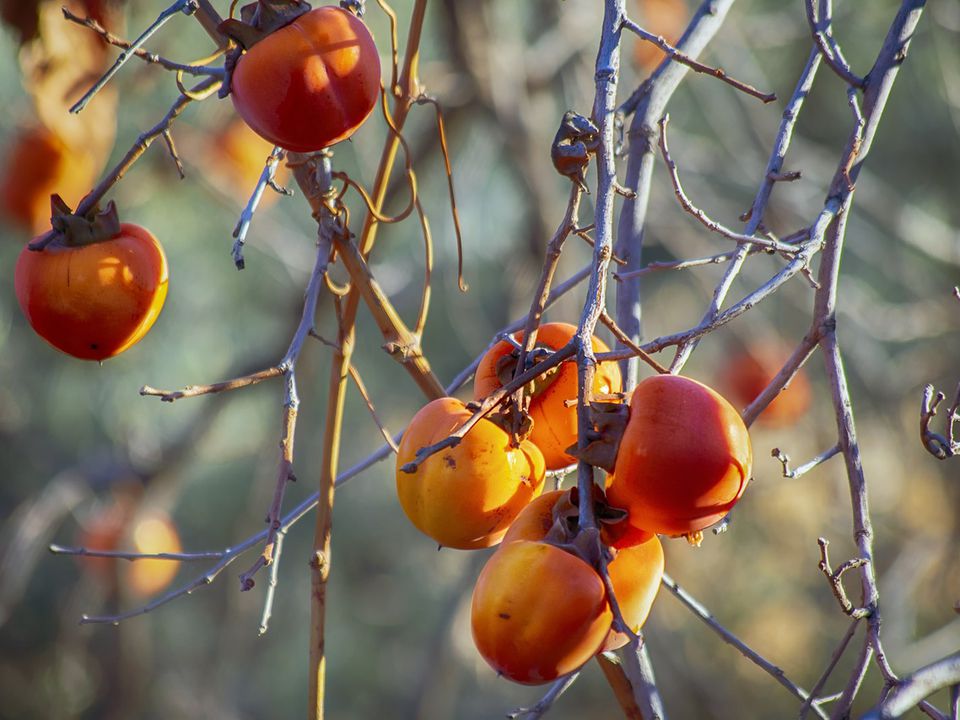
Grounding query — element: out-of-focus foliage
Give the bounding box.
[0,1,957,718]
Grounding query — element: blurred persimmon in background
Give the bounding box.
[719,342,812,427]
[206,117,289,206]
[631,0,689,73]
[77,497,183,598]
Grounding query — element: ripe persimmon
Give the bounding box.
[15,222,168,361]
[230,7,381,152]
[473,322,623,470]
[500,490,663,652]
[607,374,752,536]
[395,397,546,549]
[471,540,612,684]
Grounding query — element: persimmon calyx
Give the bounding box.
[46,196,122,249]
[218,0,311,50]
[494,346,561,399]
[565,401,629,473]
[487,403,534,446]
[551,111,599,190]
[540,487,628,568]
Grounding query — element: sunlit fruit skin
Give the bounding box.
[230,7,381,153]
[500,490,664,653]
[607,374,752,536]
[600,534,664,651]
[471,540,612,684]
[474,322,623,470]
[15,223,168,361]
[396,397,546,549]
[719,344,812,426]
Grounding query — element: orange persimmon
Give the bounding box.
[500,489,664,652]
[395,397,545,549]
[471,540,612,684]
[473,322,623,470]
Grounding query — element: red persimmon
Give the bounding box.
[607,374,752,536]
[230,7,381,153]
[15,223,168,361]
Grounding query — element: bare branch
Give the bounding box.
[508,673,580,719]
[70,0,204,114]
[861,652,959,720]
[62,8,225,77]
[817,538,871,619]
[140,366,285,401]
[661,573,828,718]
[657,115,799,255]
[621,16,776,103]
[920,384,960,460]
[771,445,841,480]
[804,0,867,89]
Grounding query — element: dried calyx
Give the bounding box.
[565,401,629,472]
[44,195,121,249]
[543,486,629,567]
[218,0,311,50]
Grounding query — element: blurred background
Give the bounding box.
[0,0,957,718]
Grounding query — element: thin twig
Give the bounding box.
[771,445,841,480]
[804,0,867,89]
[62,8,226,77]
[257,529,285,636]
[140,366,285,401]
[861,652,959,720]
[920,384,960,460]
[507,673,580,719]
[621,16,776,103]
[70,0,203,113]
[232,147,289,270]
[661,573,828,718]
[657,114,799,254]
[798,618,862,720]
[599,311,669,375]
[817,538,871,619]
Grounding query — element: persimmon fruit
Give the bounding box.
[607,374,752,536]
[15,223,169,361]
[471,540,612,684]
[500,489,664,653]
[473,322,623,470]
[395,397,546,549]
[230,6,381,152]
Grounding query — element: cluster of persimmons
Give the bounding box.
[395,322,755,684]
